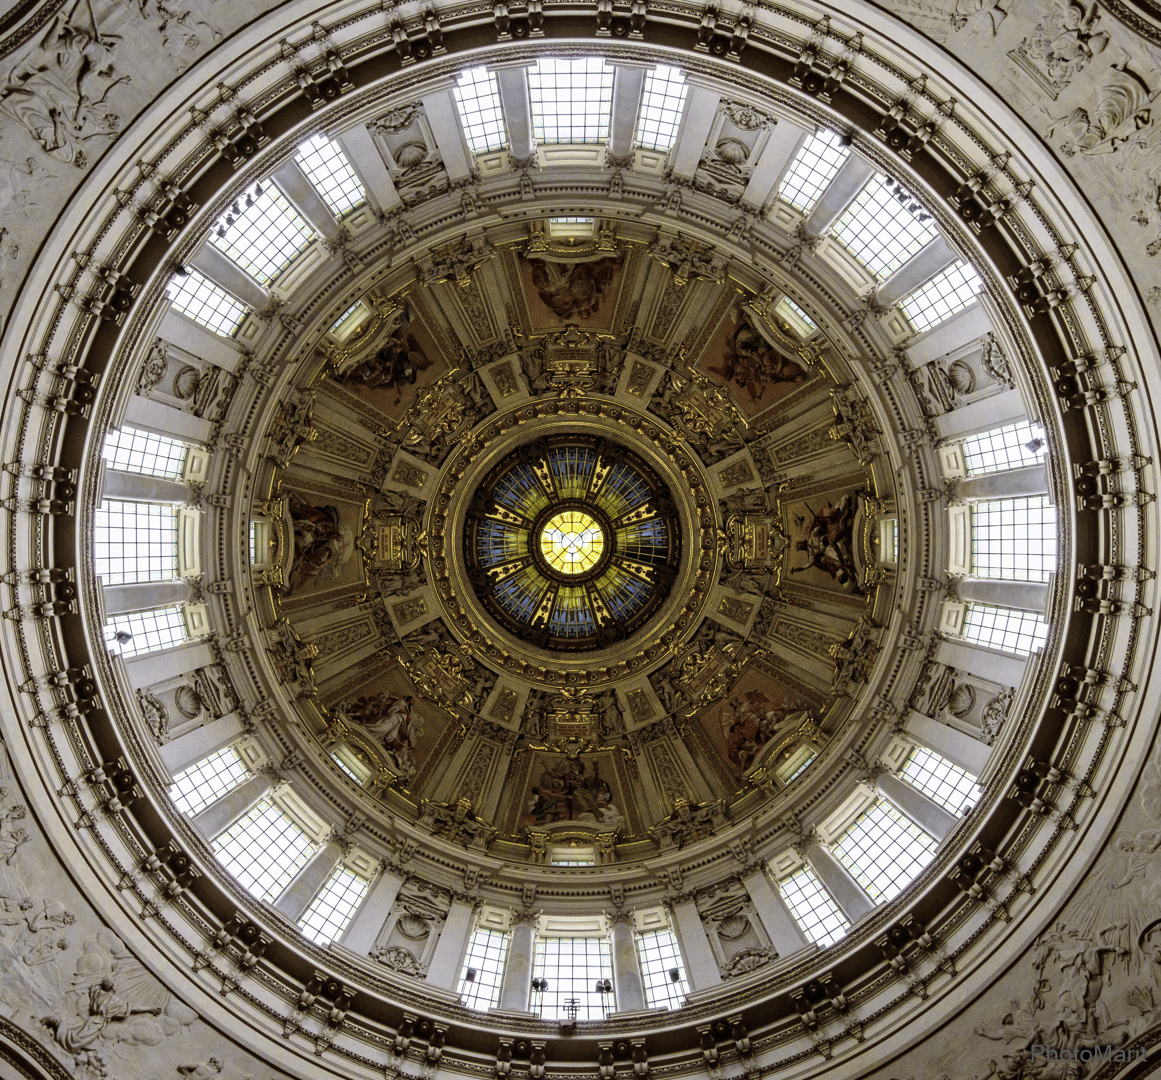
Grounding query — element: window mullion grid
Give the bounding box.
[458,928,511,1010]
[961,422,1046,475]
[211,799,314,902]
[95,500,178,585]
[298,867,369,944]
[832,801,937,903]
[777,866,849,947]
[961,603,1048,656]
[531,936,614,1020]
[209,184,313,284]
[636,930,689,1009]
[105,605,188,658]
[165,269,247,336]
[778,129,850,214]
[103,427,189,479]
[833,175,937,277]
[900,747,980,815]
[970,496,1056,582]
[169,747,249,816]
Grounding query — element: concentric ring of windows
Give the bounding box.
[465,437,680,650]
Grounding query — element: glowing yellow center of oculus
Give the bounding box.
[540,511,604,575]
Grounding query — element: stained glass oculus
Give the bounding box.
[465,437,680,650]
[540,510,605,576]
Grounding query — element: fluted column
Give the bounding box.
[273,839,345,921]
[339,866,405,954]
[876,773,958,842]
[957,465,1049,500]
[804,841,874,923]
[957,578,1050,614]
[877,235,957,305]
[494,64,535,160]
[498,914,537,1011]
[803,155,875,236]
[103,580,191,616]
[607,64,646,159]
[668,899,720,990]
[191,772,274,840]
[609,914,645,1012]
[428,897,477,990]
[741,868,809,956]
[161,712,245,775]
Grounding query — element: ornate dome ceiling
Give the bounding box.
[0,1,1158,1079]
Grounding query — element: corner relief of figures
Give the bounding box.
[695,306,813,418]
[885,0,1161,276]
[782,481,872,595]
[869,754,1161,1080]
[329,665,451,786]
[324,297,449,420]
[501,749,641,836]
[0,744,288,1080]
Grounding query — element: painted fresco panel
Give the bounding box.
[697,308,812,416]
[694,665,814,777]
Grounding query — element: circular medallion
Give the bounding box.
[462,433,682,652]
[537,507,608,579]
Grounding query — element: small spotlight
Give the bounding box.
[465,968,477,983]
[113,630,133,644]
[669,968,681,982]
[1025,438,1045,454]
[839,131,854,147]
